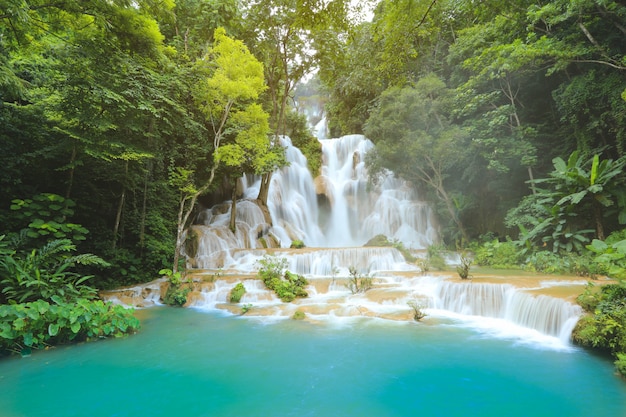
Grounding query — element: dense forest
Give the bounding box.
[1,0,625,373]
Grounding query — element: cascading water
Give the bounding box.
[433,281,582,342]
[190,133,438,268]
[109,130,586,348]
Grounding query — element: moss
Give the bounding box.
[292,310,306,320]
[230,282,246,303]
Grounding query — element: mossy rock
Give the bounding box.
[292,310,306,320]
[230,282,246,303]
[364,234,391,246]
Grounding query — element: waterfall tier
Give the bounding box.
[187,134,438,270]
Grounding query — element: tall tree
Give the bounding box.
[364,75,470,243]
[171,27,270,272]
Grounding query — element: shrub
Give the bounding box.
[346,266,374,294]
[407,300,427,321]
[426,244,447,270]
[474,239,521,268]
[615,353,626,377]
[256,255,308,302]
[586,234,626,280]
[159,268,192,306]
[290,240,305,249]
[0,237,107,304]
[573,282,626,377]
[456,254,472,279]
[364,234,416,262]
[230,283,246,303]
[0,298,139,356]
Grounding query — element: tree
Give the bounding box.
[243,0,352,202]
[364,75,470,243]
[171,27,270,272]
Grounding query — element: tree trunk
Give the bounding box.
[229,181,237,233]
[139,163,150,255]
[65,145,77,200]
[257,172,272,209]
[112,160,129,251]
[593,201,605,241]
[173,165,218,274]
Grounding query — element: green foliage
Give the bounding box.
[523,251,595,277]
[573,282,626,376]
[0,298,139,356]
[426,244,447,271]
[240,304,253,315]
[230,282,246,303]
[0,237,108,304]
[290,240,305,249]
[159,268,192,306]
[8,194,89,244]
[473,239,522,269]
[509,152,626,254]
[162,284,191,306]
[345,266,374,294]
[615,353,626,377]
[364,79,471,243]
[292,310,306,320]
[284,110,323,175]
[586,234,626,280]
[256,255,308,302]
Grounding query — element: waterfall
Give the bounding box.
[159,132,585,347]
[190,134,438,267]
[433,281,582,342]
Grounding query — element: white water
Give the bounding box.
[189,134,438,269]
[161,131,584,349]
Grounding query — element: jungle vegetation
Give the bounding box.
[1,0,625,372]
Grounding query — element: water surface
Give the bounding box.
[1,307,624,417]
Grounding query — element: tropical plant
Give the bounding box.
[473,238,522,269]
[0,298,140,356]
[586,235,626,280]
[160,268,192,306]
[573,281,626,377]
[508,151,626,254]
[0,238,108,304]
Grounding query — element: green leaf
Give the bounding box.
[70,322,81,334]
[22,332,33,347]
[48,323,60,337]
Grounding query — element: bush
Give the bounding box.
[586,233,626,280]
[0,237,108,304]
[456,254,472,279]
[407,300,427,321]
[426,244,447,270]
[573,282,626,377]
[0,298,139,356]
[230,283,246,303]
[290,240,305,249]
[473,239,522,268]
[256,255,308,302]
[346,266,374,294]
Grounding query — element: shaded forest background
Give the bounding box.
[1,0,625,288]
